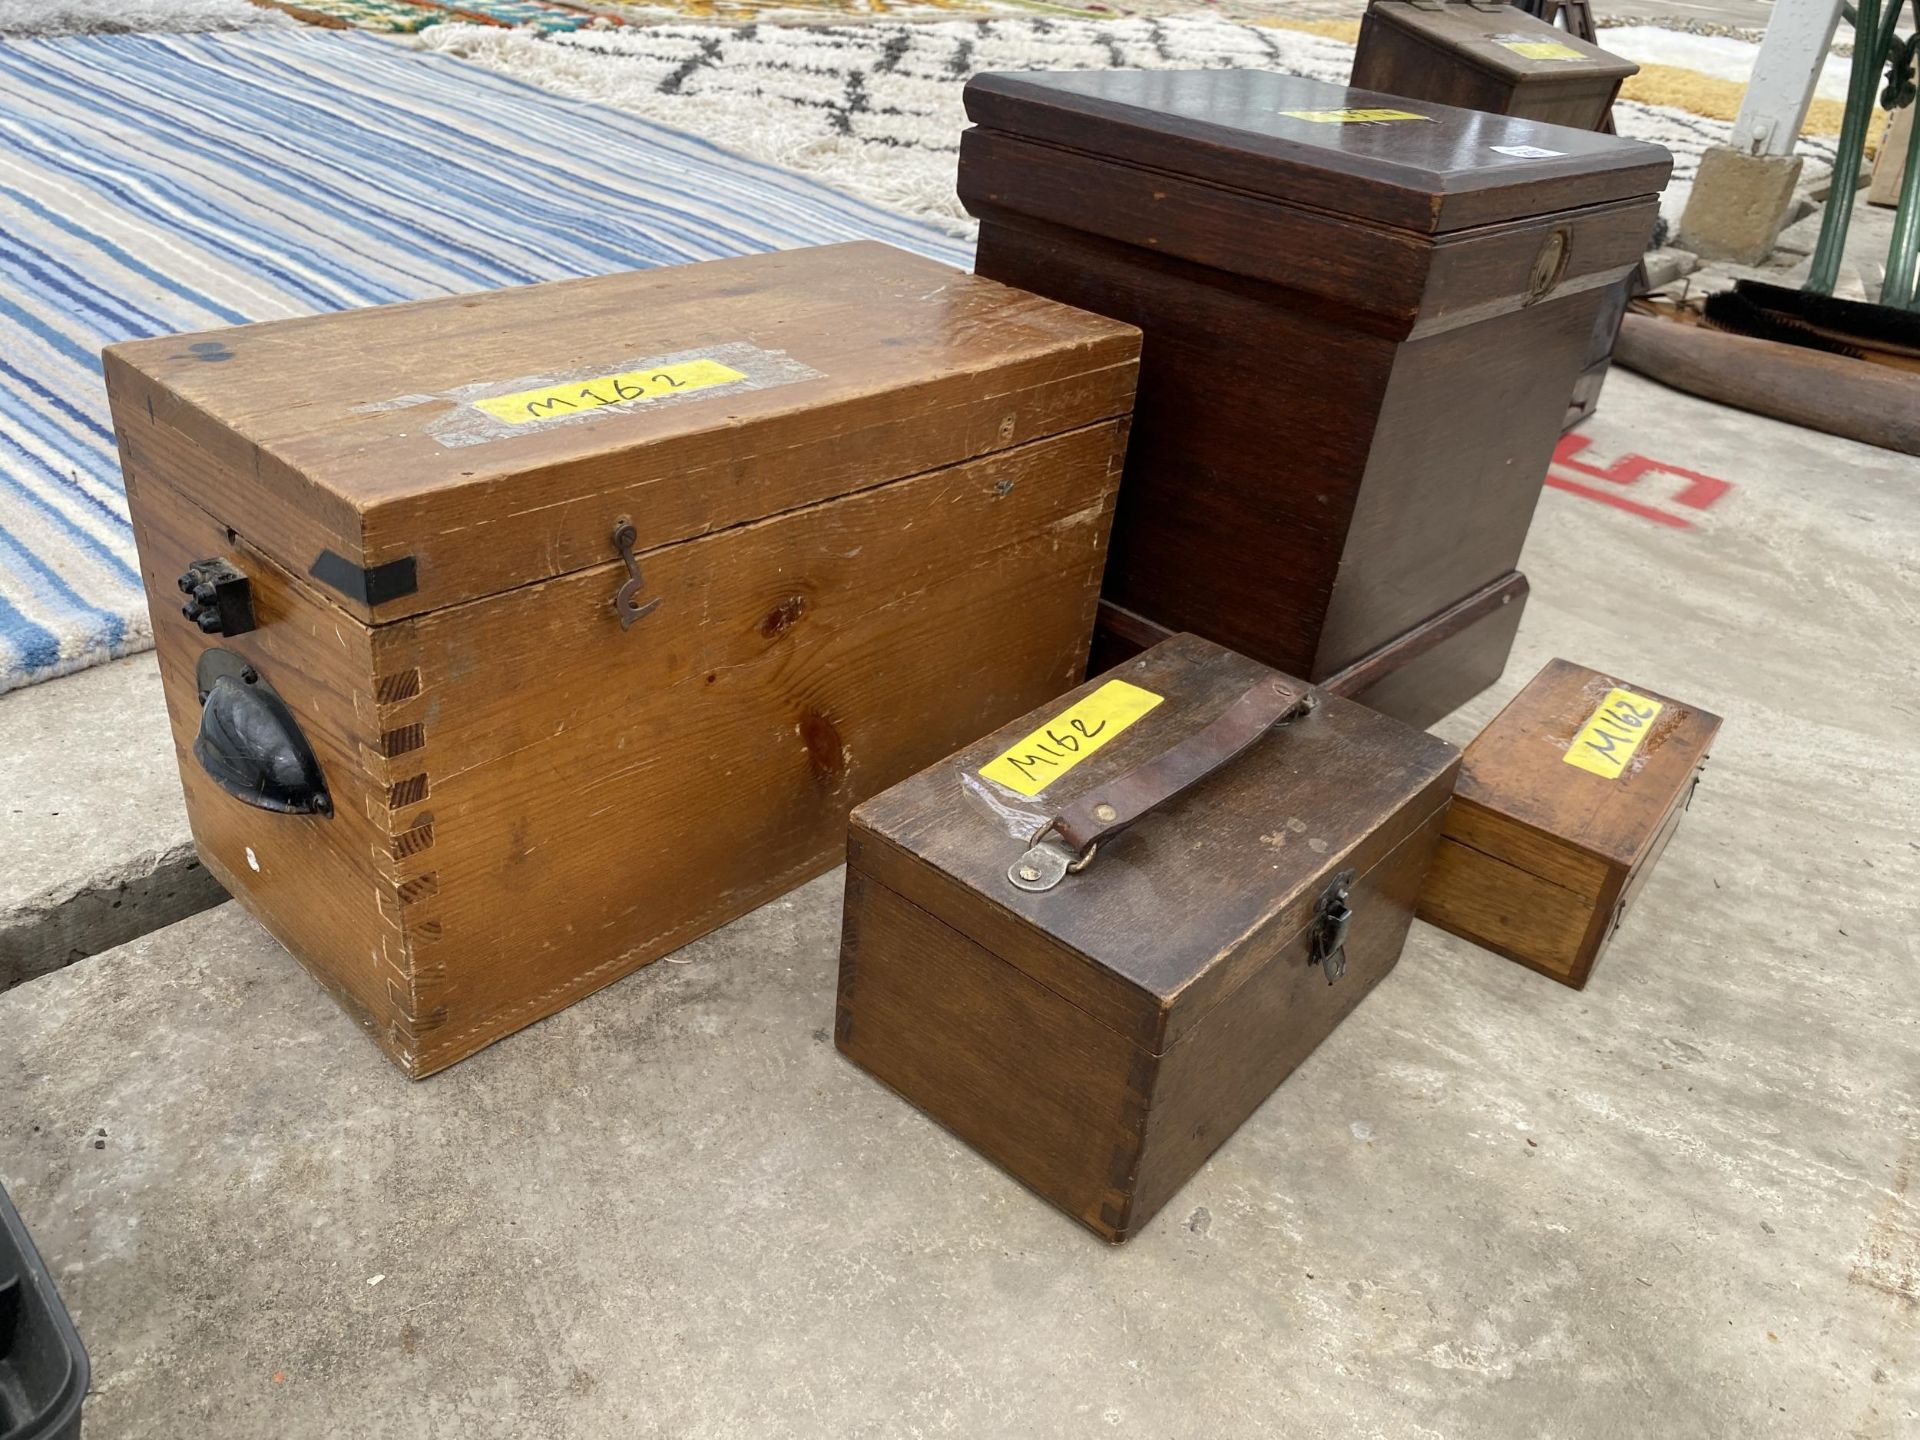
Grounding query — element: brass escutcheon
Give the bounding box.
[1526,228,1572,304]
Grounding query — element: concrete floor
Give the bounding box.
[2,369,1917,1438]
[0,652,224,988]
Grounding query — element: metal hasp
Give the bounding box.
[1310,869,1357,984]
[192,648,331,816]
[177,557,255,636]
[611,518,661,629]
[1008,833,1095,893]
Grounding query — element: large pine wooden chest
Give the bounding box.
[837,634,1459,1241]
[958,70,1671,726]
[106,243,1140,1077]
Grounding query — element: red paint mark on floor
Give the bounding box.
[1547,434,1735,529]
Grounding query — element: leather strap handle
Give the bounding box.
[1009,674,1317,892]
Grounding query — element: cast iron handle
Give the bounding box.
[192,650,331,816]
[1009,674,1316,892]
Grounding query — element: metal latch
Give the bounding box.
[1309,870,1356,985]
[611,517,660,629]
[177,557,255,637]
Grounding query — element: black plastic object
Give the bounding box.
[0,1184,87,1440]
[192,649,332,817]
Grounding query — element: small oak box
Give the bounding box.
[836,633,1459,1242]
[1417,658,1723,988]
[959,69,1671,726]
[107,242,1139,1077]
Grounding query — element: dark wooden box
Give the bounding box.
[959,70,1671,726]
[1351,2,1643,428]
[836,634,1460,1241]
[106,243,1140,1077]
[1417,658,1722,988]
[1353,2,1637,132]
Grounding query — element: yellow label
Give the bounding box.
[1499,40,1585,60]
[1277,107,1432,125]
[1564,687,1665,780]
[979,680,1164,798]
[472,358,747,425]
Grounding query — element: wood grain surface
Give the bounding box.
[1318,572,1530,728]
[962,77,1662,717]
[1353,3,1634,134]
[1348,6,1643,433]
[1091,574,1528,730]
[105,243,1141,620]
[962,70,1671,235]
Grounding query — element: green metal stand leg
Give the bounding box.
[1884,15,1920,307]
[1885,100,1920,306]
[1806,0,1886,293]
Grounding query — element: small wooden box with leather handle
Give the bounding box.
[836,633,1461,1242]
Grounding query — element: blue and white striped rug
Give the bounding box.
[0,28,966,694]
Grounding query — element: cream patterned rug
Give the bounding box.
[0,0,294,33]
[414,14,1840,233]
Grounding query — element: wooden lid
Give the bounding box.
[1367,2,1640,85]
[849,634,1459,1054]
[962,70,1670,234]
[105,243,1140,622]
[1458,658,1724,870]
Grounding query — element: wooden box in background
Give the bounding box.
[1417,659,1722,988]
[107,243,1139,1077]
[960,70,1671,727]
[837,634,1460,1241]
[1353,2,1637,132]
[1352,1,1643,429]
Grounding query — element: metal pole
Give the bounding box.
[1805,0,1886,293]
[1883,99,1920,305]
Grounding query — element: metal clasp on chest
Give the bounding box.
[611,517,660,628]
[1310,869,1356,985]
